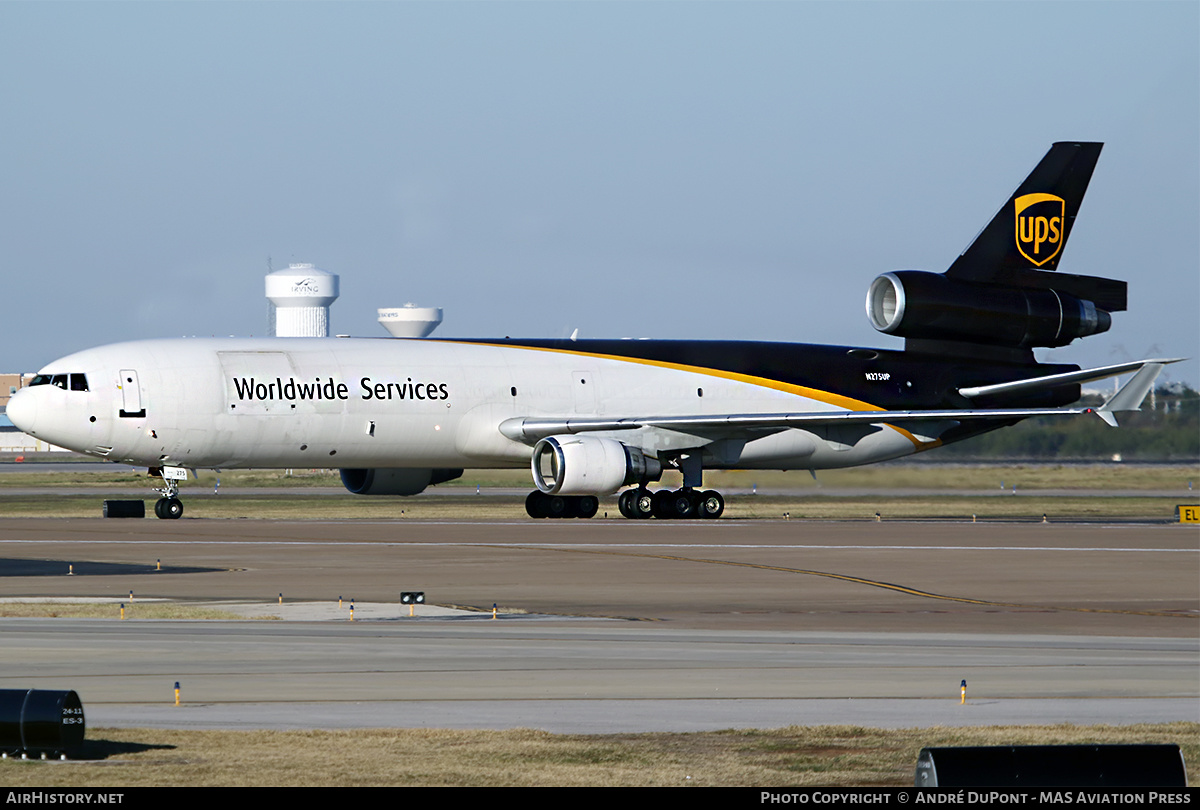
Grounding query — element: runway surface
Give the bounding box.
[0,517,1196,732]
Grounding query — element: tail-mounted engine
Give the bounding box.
[866,271,1114,349]
[865,143,1127,358]
[532,436,662,496]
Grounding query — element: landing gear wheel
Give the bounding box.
[525,491,549,518]
[156,497,183,520]
[670,489,696,519]
[632,489,655,519]
[576,496,599,519]
[652,489,676,519]
[618,489,636,519]
[697,490,725,519]
[547,496,570,518]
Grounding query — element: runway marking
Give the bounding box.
[0,540,1193,553]
[486,545,1197,620]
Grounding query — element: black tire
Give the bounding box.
[652,489,675,519]
[576,496,599,519]
[618,489,635,519]
[548,496,569,518]
[633,490,655,519]
[698,490,725,519]
[164,498,183,520]
[154,498,167,519]
[671,490,695,519]
[525,491,549,518]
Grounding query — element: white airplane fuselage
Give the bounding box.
[9,336,924,474]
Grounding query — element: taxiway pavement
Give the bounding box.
[0,517,1195,732]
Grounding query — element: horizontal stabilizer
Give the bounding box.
[1006,269,1127,312]
[958,358,1183,400]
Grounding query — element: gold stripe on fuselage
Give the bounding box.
[448,341,939,450]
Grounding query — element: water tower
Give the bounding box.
[265,263,339,337]
[377,304,443,338]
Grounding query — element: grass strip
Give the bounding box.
[1,723,1194,787]
[0,602,260,620]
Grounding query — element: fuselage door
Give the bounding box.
[118,369,145,418]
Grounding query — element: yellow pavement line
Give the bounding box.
[489,545,1194,619]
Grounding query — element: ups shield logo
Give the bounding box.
[1014,193,1065,266]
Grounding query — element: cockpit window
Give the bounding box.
[28,373,88,391]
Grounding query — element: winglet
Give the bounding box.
[1096,362,1171,427]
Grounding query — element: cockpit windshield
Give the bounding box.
[29,373,89,391]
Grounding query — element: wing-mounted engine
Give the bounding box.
[867,142,1126,360]
[340,467,463,496]
[531,435,662,495]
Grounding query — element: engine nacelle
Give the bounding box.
[531,436,662,496]
[866,271,1111,349]
[340,468,463,496]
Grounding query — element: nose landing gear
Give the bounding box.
[153,496,184,520]
[149,466,186,520]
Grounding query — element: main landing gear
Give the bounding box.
[525,491,600,519]
[617,487,724,520]
[523,448,726,520]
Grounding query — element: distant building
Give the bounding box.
[0,373,72,453]
[0,372,29,411]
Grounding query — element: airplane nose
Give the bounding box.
[6,387,37,434]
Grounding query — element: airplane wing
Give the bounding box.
[499,407,1092,443]
[499,359,1178,443]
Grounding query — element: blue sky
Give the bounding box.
[2,1,1196,384]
